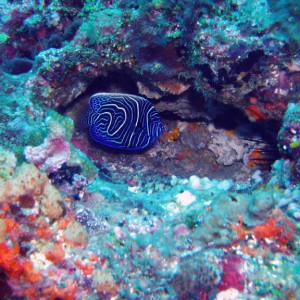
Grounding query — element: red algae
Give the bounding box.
[0,242,21,277]
[4,218,21,235]
[21,260,43,283]
[230,215,247,240]
[231,210,296,253]
[57,218,71,230]
[155,79,191,95]
[43,280,77,300]
[252,211,295,245]
[0,242,42,283]
[218,254,245,292]
[35,227,54,239]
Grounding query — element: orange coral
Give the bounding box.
[0,242,21,277]
[90,252,100,263]
[264,100,287,111]
[252,210,295,244]
[0,242,42,282]
[2,202,10,213]
[249,96,258,104]
[225,130,235,135]
[43,280,77,300]
[231,210,295,248]
[252,218,283,240]
[74,260,94,276]
[164,128,180,141]
[35,227,54,239]
[57,218,71,230]
[34,218,54,239]
[22,260,43,283]
[175,152,184,160]
[23,288,37,299]
[27,214,37,222]
[156,79,190,95]
[92,269,119,298]
[5,218,21,234]
[245,105,268,121]
[45,242,65,264]
[230,215,247,240]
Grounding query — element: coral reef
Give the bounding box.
[0,0,297,121]
[0,163,64,220]
[0,0,299,299]
[0,148,299,299]
[277,102,300,184]
[278,103,300,160]
[92,269,119,299]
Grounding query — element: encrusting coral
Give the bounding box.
[0,163,64,220]
[0,146,17,179]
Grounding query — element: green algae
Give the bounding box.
[0,32,9,43]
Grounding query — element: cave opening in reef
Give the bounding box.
[61,70,281,182]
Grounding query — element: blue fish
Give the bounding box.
[86,93,164,150]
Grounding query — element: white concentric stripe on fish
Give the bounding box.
[87,93,163,149]
[97,95,142,147]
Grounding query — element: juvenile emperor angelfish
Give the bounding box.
[86,93,164,150]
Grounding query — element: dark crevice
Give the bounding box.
[233,49,265,73]
[59,70,140,114]
[197,50,265,92]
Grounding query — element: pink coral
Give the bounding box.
[173,224,190,237]
[218,254,245,292]
[25,136,71,173]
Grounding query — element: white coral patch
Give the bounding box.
[175,190,196,206]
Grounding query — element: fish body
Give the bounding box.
[86,93,164,150]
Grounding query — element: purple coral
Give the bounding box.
[24,136,71,173]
